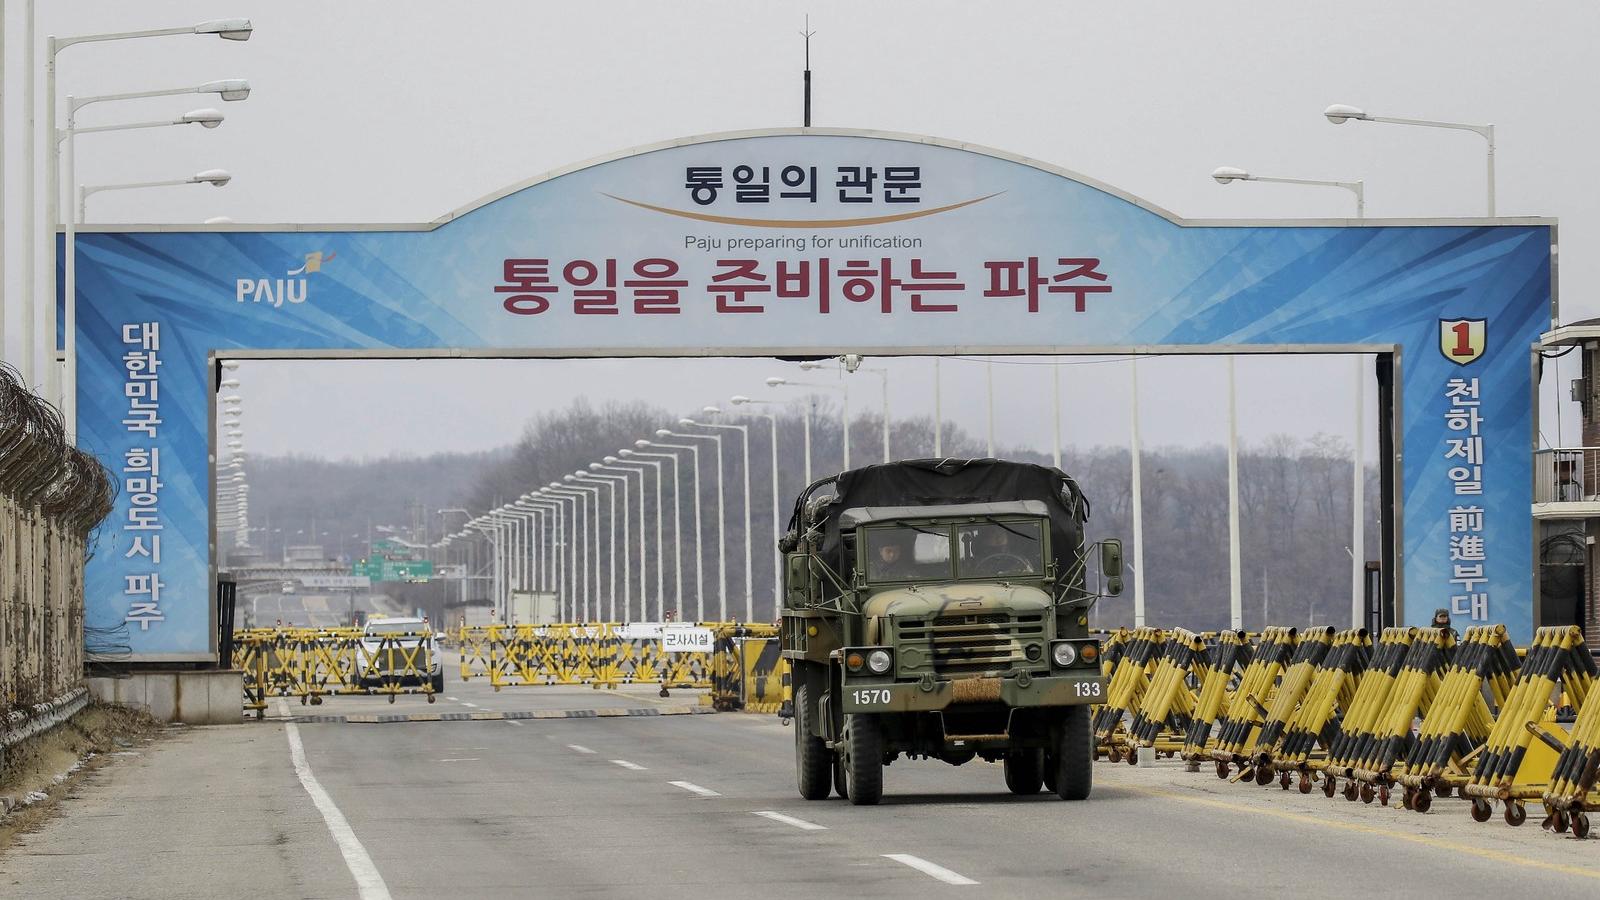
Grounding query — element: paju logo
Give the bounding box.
[235,251,336,307]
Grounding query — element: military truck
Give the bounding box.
[780,458,1122,805]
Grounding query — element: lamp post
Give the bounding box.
[1324,103,1494,216]
[632,442,697,621]
[616,451,668,620]
[657,428,727,620]
[63,109,228,440]
[79,168,231,220]
[581,466,632,621]
[730,395,782,601]
[560,476,603,622]
[573,471,621,622]
[765,377,813,482]
[767,375,848,469]
[545,482,588,621]
[38,18,253,405]
[1210,166,1365,217]
[694,409,754,622]
[801,359,890,462]
[594,457,648,621]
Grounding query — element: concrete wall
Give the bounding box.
[87,671,243,725]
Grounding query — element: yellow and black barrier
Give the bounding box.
[1093,619,1600,838]
[235,626,439,710]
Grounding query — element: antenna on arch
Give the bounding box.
[800,15,816,127]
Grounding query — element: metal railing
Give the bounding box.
[1533,448,1595,503]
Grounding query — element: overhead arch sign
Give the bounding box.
[67,128,1554,659]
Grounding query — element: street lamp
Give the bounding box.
[730,395,783,600]
[694,409,754,622]
[617,449,669,620]
[543,482,586,621]
[37,17,254,407]
[572,470,620,622]
[1323,103,1495,216]
[658,427,727,619]
[1210,166,1364,217]
[581,466,634,621]
[80,168,232,219]
[633,440,699,621]
[802,359,890,462]
[764,378,813,481]
[768,374,850,469]
[62,111,231,439]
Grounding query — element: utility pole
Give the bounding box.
[800,17,814,127]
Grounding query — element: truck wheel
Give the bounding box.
[843,713,884,806]
[431,672,445,694]
[1054,705,1093,801]
[1004,750,1044,795]
[794,684,833,801]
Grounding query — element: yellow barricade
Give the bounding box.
[235,627,438,707]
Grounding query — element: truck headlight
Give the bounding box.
[866,649,892,674]
[1052,642,1077,667]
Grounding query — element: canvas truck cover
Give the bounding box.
[787,458,1090,581]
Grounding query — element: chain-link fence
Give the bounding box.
[1,363,114,733]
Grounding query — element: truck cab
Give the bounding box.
[782,459,1122,805]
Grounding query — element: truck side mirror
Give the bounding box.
[1100,540,1124,596]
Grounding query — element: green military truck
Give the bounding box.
[780,458,1122,805]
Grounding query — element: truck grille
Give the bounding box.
[896,614,1045,676]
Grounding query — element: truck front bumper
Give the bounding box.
[839,671,1105,714]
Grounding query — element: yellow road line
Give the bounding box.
[1120,784,1599,882]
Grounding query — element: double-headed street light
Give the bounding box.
[1210,166,1365,218]
[1324,103,1495,216]
[635,439,701,621]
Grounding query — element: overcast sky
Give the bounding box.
[6,1,1593,459]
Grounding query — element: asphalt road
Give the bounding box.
[5,670,1599,899]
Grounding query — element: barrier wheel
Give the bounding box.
[1359,783,1376,804]
[1278,770,1292,791]
[388,693,396,705]
[1470,798,1492,822]
[427,693,437,704]
[299,695,308,706]
[1505,801,1527,827]
[1412,788,1432,813]
[1553,811,1570,833]
[1343,782,1359,802]
[1323,774,1338,798]
[1126,749,1138,767]
[1254,765,1274,786]
[1573,812,1591,839]
[1216,761,1231,780]
[1435,784,1452,798]
[1401,787,1415,810]
[1378,785,1390,807]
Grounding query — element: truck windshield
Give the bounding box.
[865,525,953,582]
[956,520,1044,579]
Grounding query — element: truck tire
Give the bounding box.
[1053,705,1093,801]
[1004,750,1044,794]
[794,684,833,801]
[844,713,884,806]
[430,671,445,694]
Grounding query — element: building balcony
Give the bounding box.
[1532,447,1600,519]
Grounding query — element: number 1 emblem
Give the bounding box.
[1439,318,1486,366]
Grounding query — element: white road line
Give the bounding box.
[445,696,458,701]
[610,759,647,771]
[285,720,392,900]
[568,744,597,754]
[437,758,480,763]
[504,720,523,727]
[668,781,721,797]
[751,811,826,831]
[460,702,478,708]
[883,854,979,886]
